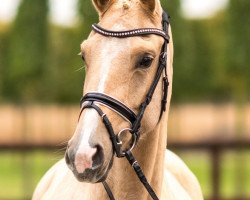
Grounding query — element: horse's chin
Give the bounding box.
[71,169,107,183]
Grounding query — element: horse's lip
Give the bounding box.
[71,167,108,183]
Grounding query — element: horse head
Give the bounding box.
[65,0,173,183]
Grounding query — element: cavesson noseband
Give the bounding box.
[79,11,170,200]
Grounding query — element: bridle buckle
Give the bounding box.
[115,128,137,157]
[160,52,167,63]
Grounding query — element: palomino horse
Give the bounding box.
[33,0,203,199]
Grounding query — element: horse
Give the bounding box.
[32,0,203,199]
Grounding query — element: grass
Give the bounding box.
[178,150,250,199]
[176,151,213,197]
[220,151,250,198]
[0,150,250,200]
[0,150,63,200]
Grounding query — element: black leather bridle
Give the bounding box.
[79,11,170,200]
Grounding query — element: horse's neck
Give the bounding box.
[106,118,167,199]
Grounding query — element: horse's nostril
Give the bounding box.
[92,145,104,170]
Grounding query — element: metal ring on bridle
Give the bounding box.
[116,128,137,154]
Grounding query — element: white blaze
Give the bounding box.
[78,25,129,150]
[74,109,99,172]
[78,109,99,147]
[97,25,129,92]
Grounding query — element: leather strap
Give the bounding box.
[81,93,137,124]
[92,23,169,42]
[131,11,170,134]
[131,50,168,134]
[81,102,124,157]
[102,181,115,200]
[125,151,159,200]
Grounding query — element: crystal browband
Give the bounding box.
[92,23,169,42]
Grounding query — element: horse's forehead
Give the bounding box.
[82,23,130,52]
[81,23,131,93]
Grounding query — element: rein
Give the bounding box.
[79,11,170,200]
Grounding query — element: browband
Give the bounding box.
[92,24,169,42]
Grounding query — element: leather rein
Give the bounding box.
[79,11,170,200]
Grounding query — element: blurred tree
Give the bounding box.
[162,0,191,102]
[78,0,98,37]
[207,11,234,101]
[163,1,230,102]
[226,1,250,194]
[41,0,98,103]
[0,24,10,101]
[45,25,84,103]
[3,0,48,103]
[186,20,216,101]
[162,0,209,102]
[226,0,250,101]
[1,0,247,104]
[41,0,99,103]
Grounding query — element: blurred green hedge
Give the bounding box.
[0,0,249,104]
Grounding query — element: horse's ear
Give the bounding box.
[140,0,156,13]
[92,0,115,15]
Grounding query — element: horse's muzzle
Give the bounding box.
[65,144,107,182]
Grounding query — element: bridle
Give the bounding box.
[79,11,170,200]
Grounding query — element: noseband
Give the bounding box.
[79,11,170,200]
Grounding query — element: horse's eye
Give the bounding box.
[138,55,154,68]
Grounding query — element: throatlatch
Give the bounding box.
[79,10,170,200]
